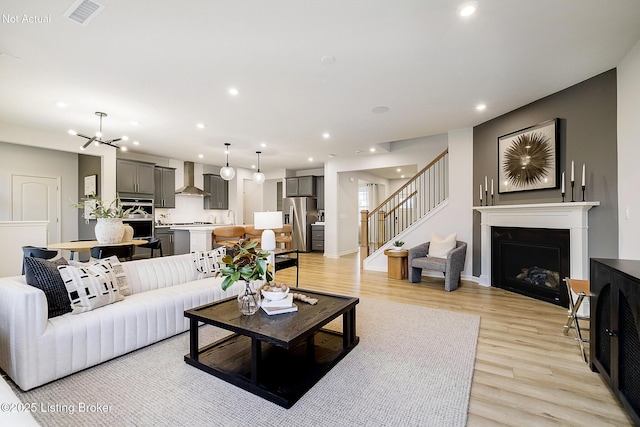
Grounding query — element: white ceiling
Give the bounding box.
[1,0,639,174]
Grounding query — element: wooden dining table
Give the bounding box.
[48,239,149,258]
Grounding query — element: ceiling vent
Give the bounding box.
[63,0,104,26]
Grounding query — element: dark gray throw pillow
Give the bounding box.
[24,257,72,318]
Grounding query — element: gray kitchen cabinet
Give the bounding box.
[154,166,176,208]
[117,159,155,196]
[173,229,190,255]
[203,174,228,209]
[155,227,174,256]
[311,224,324,252]
[285,177,299,197]
[316,176,324,210]
[286,176,316,197]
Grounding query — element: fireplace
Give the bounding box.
[492,227,569,307]
[475,202,599,314]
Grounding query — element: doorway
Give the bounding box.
[11,174,61,244]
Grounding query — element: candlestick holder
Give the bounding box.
[570,181,575,202]
[485,191,488,206]
[491,195,494,206]
[562,192,565,203]
[582,185,585,202]
[480,198,483,207]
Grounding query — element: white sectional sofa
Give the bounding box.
[0,254,239,392]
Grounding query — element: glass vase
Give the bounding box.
[237,280,262,315]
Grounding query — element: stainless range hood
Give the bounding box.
[175,161,210,196]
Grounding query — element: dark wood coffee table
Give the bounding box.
[184,289,359,408]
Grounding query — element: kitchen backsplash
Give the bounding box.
[156,195,233,224]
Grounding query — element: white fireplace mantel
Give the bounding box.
[474,202,600,286]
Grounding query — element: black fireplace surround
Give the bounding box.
[492,226,570,308]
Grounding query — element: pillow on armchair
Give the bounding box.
[428,232,457,258]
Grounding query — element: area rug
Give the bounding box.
[12,298,480,427]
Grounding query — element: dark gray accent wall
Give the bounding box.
[472,69,618,277]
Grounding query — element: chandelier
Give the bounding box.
[69,112,128,150]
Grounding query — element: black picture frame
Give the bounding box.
[498,118,559,194]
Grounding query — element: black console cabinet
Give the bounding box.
[591,258,640,426]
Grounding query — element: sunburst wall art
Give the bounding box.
[498,119,559,193]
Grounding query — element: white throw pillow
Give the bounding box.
[69,256,132,296]
[428,232,457,258]
[192,247,226,279]
[57,263,125,314]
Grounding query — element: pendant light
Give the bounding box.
[252,151,266,184]
[220,142,235,181]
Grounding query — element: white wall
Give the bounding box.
[324,134,448,258]
[0,142,79,242]
[363,128,474,279]
[618,38,640,259]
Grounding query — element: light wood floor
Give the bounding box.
[275,251,634,426]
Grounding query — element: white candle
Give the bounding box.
[480,185,483,201]
[561,172,565,194]
[491,179,494,196]
[571,161,574,182]
[582,164,585,186]
[485,176,488,192]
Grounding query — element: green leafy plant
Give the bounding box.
[218,240,274,291]
[72,193,145,223]
[393,240,405,247]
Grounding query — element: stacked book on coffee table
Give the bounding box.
[261,294,298,315]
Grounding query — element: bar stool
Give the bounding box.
[563,277,591,362]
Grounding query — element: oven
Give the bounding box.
[119,198,154,238]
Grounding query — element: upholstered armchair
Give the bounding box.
[408,241,467,291]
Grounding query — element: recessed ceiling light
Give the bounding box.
[308,157,313,162]
[458,1,478,17]
[55,101,67,108]
[476,103,486,111]
[122,135,129,141]
[68,129,77,135]
[369,148,376,153]
[251,164,256,169]
[133,141,140,146]
[322,132,330,139]
[260,142,267,147]
[198,154,204,159]
[320,55,336,64]
[121,146,128,152]
[372,106,389,114]
[401,175,405,179]
[196,123,205,129]
[228,87,239,96]
[396,168,401,172]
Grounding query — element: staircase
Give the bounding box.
[360,149,449,256]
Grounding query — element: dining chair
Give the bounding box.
[138,238,163,258]
[21,246,59,275]
[90,244,135,261]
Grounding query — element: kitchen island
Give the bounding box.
[157,223,232,254]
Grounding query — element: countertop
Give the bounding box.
[160,223,233,231]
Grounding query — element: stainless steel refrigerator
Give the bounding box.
[283,197,318,252]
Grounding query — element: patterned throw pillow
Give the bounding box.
[57,263,125,314]
[70,256,131,296]
[192,247,226,279]
[24,257,72,318]
[428,232,457,259]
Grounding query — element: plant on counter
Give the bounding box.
[218,239,274,291]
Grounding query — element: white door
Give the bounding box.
[11,175,61,244]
